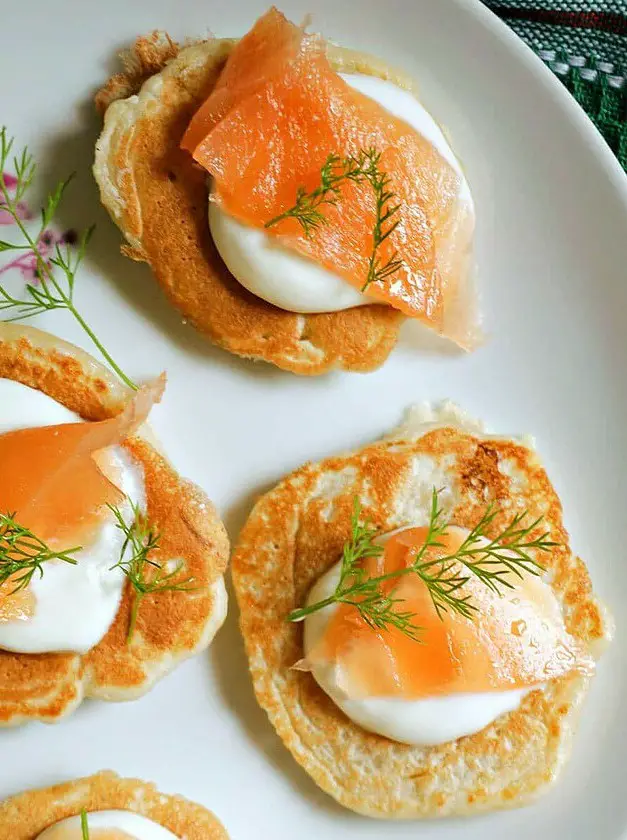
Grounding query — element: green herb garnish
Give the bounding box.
[288,489,556,641]
[0,512,81,593]
[265,147,403,291]
[0,500,195,648]
[108,501,195,642]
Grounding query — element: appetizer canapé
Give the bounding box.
[0,771,228,839]
[94,8,478,375]
[0,324,228,726]
[232,403,611,818]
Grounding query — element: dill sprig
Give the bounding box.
[80,809,90,840]
[108,501,195,642]
[265,153,356,237]
[0,127,136,390]
[289,499,423,640]
[288,489,557,640]
[0,502,195,647]
[265,147,403,291]
[0,512,81,593]
[358,149,403,290]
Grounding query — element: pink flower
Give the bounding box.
[0,200,32,225]
[0,169,77,284]
[0,228,74,282]
[0,251,40,280]
[0,171,33,225]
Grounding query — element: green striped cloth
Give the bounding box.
[484,1,627,169]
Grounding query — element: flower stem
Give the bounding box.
[68,302,137,391]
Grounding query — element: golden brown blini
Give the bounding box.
[232,405,610,818]
[0,771,228,839]
[93,33,414,375]
[0,323,229,725]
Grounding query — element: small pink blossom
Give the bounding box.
[0,171,33,225]
[0,228,76,282]
[0,170,77,281]
[0,201,32,226]
[0,251,40,280]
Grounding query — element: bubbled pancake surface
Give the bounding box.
[0,770,229,839]
[231,407,609,818]
[94,33,407,375]
[0,323,229,725]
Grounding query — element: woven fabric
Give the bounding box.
[484,1,627,169]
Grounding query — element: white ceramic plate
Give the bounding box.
[2,1,627,838]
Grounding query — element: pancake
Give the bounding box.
[231,403,611,818]
[0,323,229,725]
[0,770,228,838]
[94,33,410,376]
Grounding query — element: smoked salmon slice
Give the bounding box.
[306,526,593,700]
[181,8,304,153]
[184,8,478,347]
[0,376,164,550]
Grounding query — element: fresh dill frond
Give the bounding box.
[0,502,195,643]
[108,501,195,642]
[288,489,556,641]
[265,153,351,236]
[80,809,90,840]
[0,512,81,593]
[0,126,136,390]
[354,148,403,291]
[402,487,476,621]
[288,498,422,641]
[450,505,555,593]
[265,147,403,291]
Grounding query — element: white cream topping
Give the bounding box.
[209,73,473,314]
[303,556,529,746]
[37,809,177,839]
[0,380,144,655]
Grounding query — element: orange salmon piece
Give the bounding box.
[187,11,477,345]
[181,7,304,153]
[309,526,593,700]
[0,376,164,551]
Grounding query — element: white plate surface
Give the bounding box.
[2,1,627,838]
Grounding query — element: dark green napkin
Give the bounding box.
[484,1,627,169]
